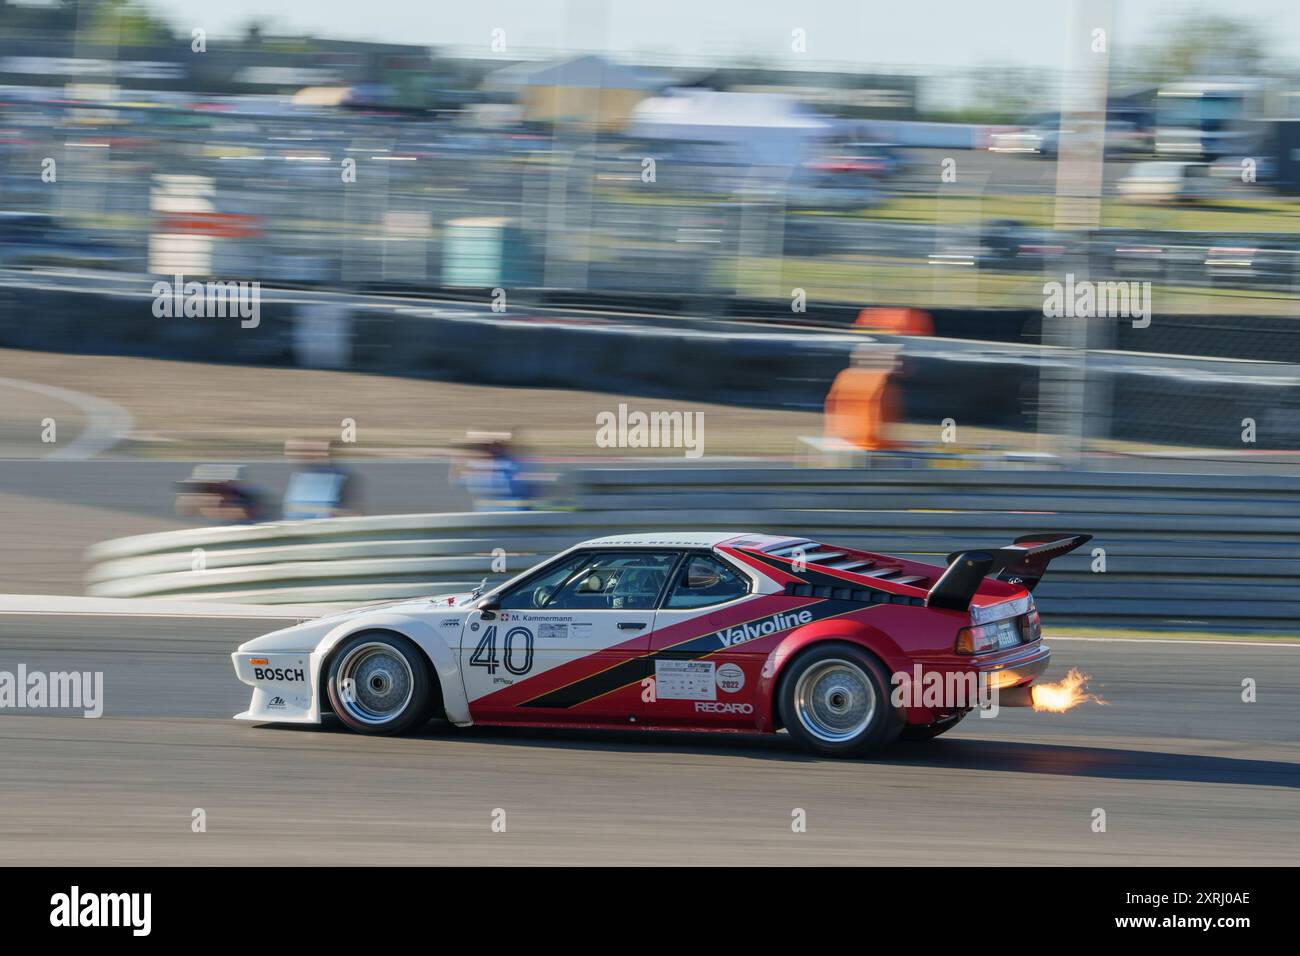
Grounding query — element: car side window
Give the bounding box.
[496,553,590,610]
[664,555,749,609]
[543,551,679,611]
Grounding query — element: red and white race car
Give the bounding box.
[231,530,1090,756]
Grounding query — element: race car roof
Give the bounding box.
[576,532,806,551]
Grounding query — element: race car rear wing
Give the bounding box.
[926,533,1092,612]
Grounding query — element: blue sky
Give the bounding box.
[144,0,1300,71]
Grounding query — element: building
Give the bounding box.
[482,54,658,130]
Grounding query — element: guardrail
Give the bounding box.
[84,467,1300,628]
[7,275,1299,448]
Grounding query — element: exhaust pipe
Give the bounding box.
[998,684,1035,708]
[994,671,1106,711]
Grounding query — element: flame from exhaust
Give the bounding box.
[1031,668,1106,713]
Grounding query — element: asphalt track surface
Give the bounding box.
[0,615,1295,865]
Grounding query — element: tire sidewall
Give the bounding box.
[778,642,903,757]
[326,631,432,735]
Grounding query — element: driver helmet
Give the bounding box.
[685,558,722,589]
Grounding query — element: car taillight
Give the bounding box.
[956,624,995,654]
[955,617,1022,654]
[959,597,1039,654]
[1021,608,1041,643]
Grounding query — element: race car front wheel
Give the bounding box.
[779,643,902,757]
[326,632,434,735]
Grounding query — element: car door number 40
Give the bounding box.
[470,625,535,676]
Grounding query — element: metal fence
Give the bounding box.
[5,101,1300,303]
[85,467,1300,629]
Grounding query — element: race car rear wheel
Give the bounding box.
[326,633,433,735]
[778,643,902,757]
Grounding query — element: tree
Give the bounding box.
[967,63,1046,123]
[240,19,267,48]
[82,0,174,47]
[1129,11,1271,84]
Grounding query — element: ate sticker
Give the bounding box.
[655,660,716,701]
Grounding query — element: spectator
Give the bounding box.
[282,439,358,520]
[175,465,265,524]
[453,431,534,511]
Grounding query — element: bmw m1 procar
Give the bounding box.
[231,530,1091,756]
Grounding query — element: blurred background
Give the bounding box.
[1,0,1298,629]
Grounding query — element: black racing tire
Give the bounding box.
[900,709,970,741]
[777,642,903,757]
[325,632,434,735]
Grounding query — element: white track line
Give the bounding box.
[1052,635,1300,648]
[0,376,135,459]
[1,597,1295,644]
[0,595,324,619]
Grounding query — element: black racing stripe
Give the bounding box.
[520,656,655,709]
[520,596,854,709]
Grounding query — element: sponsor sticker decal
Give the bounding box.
[695,701,753,715]
[713,609,812,648]
[655,659,716,701]
[716,662,745,693]
[253,665,305,682]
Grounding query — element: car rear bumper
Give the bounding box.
[971,640,1051,689]
[901,641,1050,724]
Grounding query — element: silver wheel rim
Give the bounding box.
[793,658,877,743]
[335,642,414,725]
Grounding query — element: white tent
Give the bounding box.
[627,90,832,169]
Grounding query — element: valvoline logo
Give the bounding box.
[713,609,813,648]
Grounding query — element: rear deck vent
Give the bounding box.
[784,583,924,606]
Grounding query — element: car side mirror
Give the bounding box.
[478,598,500,620]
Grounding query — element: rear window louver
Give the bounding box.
[824,558,876,572]
[766,541,815,558]
[858,567,907,578]
[799,550,847,562]
[764,542,927,603]
[889,575,926,586]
